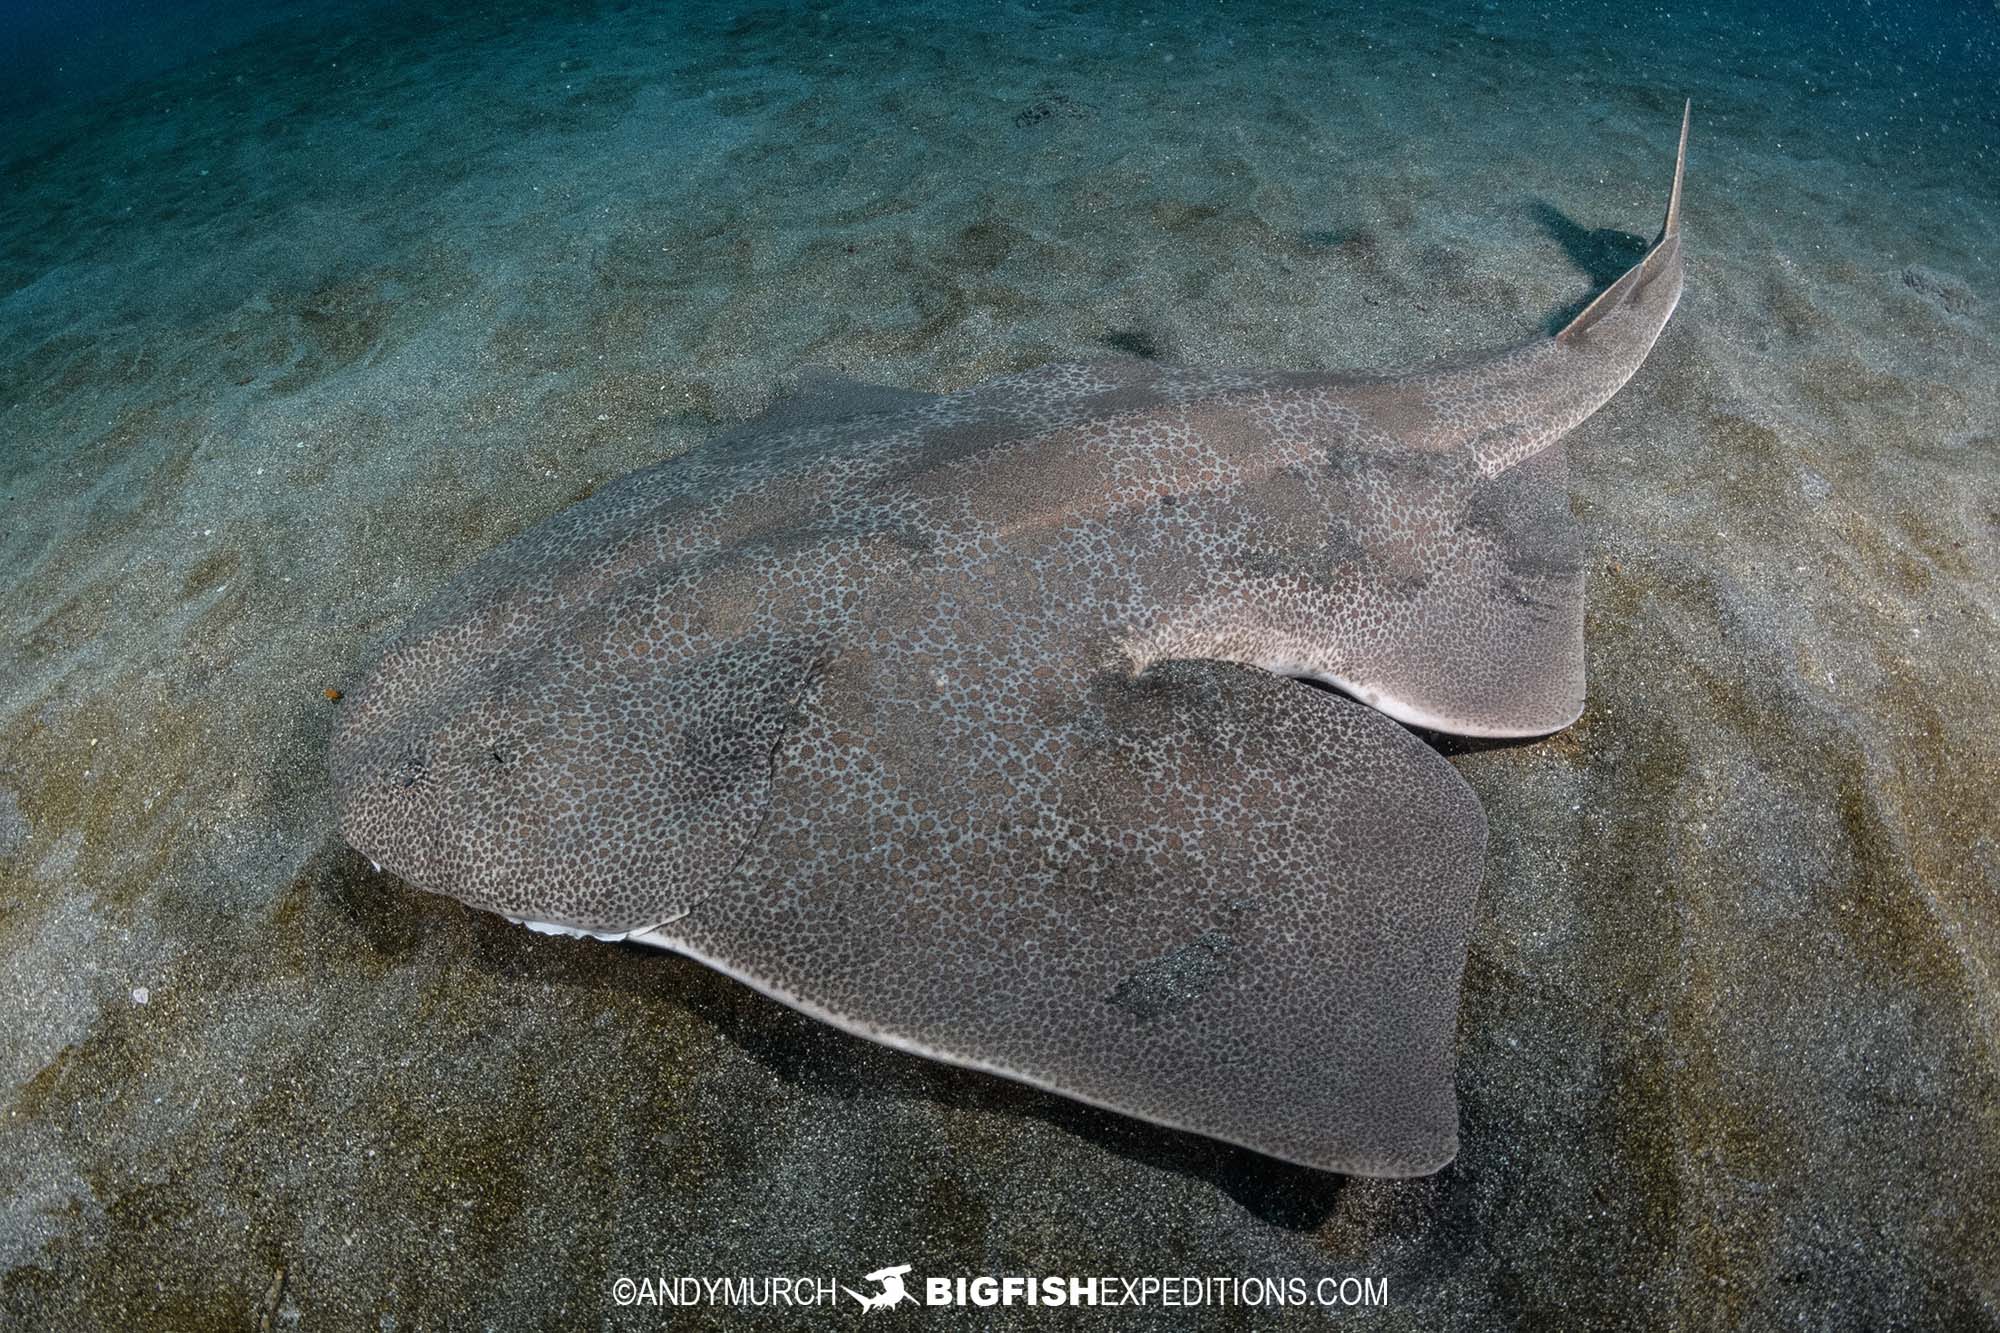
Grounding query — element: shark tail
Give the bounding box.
[1555,99,1690,346]
[1661,97,1690,239]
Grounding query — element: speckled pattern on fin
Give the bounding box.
[645,658,1486,1176]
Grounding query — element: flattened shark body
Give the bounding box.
[330,105,1690,1176]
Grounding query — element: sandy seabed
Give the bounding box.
[2,0,1997,1328]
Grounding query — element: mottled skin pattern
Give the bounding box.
[330,108,1689,1175]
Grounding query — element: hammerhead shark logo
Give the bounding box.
[842,1264,915,1312]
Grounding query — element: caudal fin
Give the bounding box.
[1556,100,1691,346]
[1661,98,1690,241]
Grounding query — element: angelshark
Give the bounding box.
[330,103,1690,1176]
